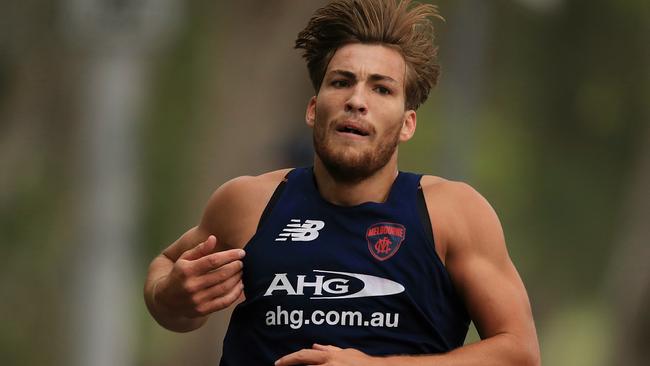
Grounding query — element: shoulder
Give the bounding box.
[199,168,293,248]
[206,168,291,205]
[419,175,504,259]
[420,175,495,218]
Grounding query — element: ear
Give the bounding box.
[399,110,417,142]
[305,96,317,128]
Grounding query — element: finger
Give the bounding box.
[180,235,217,261]
[191,248,245,275]
[198,260,243,287]
[195,261,244,291]
[235,290,246,304]
[312,344,340,351]
[195,280,244,315]
[194,272,242,303]
[275,349,327,366]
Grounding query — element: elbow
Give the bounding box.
[525,332,541,366]
[500,332,540,366]
[157,318,207,333]
[521,349,541,366]
[516,336,541,366]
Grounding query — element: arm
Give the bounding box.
[383,181,540,365]
[144,171,290,332]
[276,181,540,366]
[143,228,245,333]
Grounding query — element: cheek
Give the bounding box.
[315,99,340,125]
[314,107,328,128]
[314,98,328,116]
[376,109,405,134]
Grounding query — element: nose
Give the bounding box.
[344,86,368,115]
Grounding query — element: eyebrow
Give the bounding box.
[328,69,399,85]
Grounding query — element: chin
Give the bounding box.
[312,121,400,183]
[315,141,393,183]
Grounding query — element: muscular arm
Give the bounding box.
[143,170,289,332]
[385,180,540,365]
[276,179,540,366]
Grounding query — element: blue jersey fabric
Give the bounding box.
[219,167,469,365]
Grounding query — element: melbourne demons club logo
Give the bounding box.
[366,222,406,261]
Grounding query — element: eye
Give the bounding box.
[374,86,392,95]
[331,79,350,88]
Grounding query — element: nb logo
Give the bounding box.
[275,219,325,242]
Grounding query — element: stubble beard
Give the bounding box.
[313,121,401,184]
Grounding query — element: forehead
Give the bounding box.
[326,43,406,84]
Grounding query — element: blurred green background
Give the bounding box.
[1,0,648,365]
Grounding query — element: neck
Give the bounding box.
[313,155,399,206]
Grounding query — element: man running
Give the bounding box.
[144,1,541,365]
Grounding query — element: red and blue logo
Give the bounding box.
[366,222,406,261]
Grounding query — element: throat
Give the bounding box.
[312,160,398,206]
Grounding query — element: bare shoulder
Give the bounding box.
[419,175,504,260]
[199,168,293,249]
[420,175,495,214]
[206,169,291,202]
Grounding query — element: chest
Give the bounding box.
[243,205,427,301]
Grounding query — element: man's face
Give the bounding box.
[306,43,416,182]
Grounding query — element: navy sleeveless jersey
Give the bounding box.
[220,167,469,365]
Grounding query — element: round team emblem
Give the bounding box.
[366,222,406,261]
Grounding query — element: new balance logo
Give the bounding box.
[275,219,325,242]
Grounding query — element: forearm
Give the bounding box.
[381,333,540,366]
[143,255,207,332]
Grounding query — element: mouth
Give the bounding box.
[335,121,370,137]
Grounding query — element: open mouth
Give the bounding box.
[336,124,370,137]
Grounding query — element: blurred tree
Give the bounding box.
[1,0,648,365]
[0,1,75,365]
[62,1,182,366]
[608,121,650,366]
[137,1,325,364]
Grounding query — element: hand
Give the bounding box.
[275,344,380,366]
[154,235,245,318]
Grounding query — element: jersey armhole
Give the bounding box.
[255,172,290,232]
[417,183,448,270]
[417,180,471,322]
[417,185,435,247]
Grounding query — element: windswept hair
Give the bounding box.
[295,0,443,110]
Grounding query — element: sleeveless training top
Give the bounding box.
[219,167,469,365]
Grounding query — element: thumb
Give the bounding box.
[180,235,217,261]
